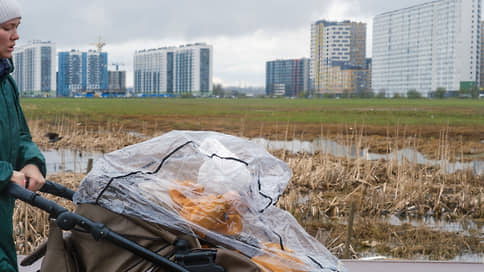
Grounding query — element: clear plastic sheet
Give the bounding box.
[74,130,346,272]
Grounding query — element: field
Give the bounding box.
[21,98,484,129]
[22,97,484,160]
[14,97,484,261]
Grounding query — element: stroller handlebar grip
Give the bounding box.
[40,180,76,201]
[6,182,69,217]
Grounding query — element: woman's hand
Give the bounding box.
[10,170,26,187]
[20,164,45,191]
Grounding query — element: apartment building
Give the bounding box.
[372,0,481,97]
[57,50,108,97]
[310,20,368,94]
[265,58,310,97]
[12,41,56,97]
[133,43,213,96]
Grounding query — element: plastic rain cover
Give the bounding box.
[74,130,346,272]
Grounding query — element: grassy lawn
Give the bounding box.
[20,98,484,127]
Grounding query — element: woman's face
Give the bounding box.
[0,17,20,59]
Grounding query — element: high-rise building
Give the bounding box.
[265,58,310,97]
[133,43,213,96]
[310,20,367,94]
[366,58,372,90]
[57,50,108,97]
[108,71,126,93]
[480,21,484,89]
[12,41,56,97]
[372,0,481,97]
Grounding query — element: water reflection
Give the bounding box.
[42,138,483,176]
[358,251,484,263]
[42,149,102,174]
[388,215,484,236]
[358,215,484,262]
[250,138,484,175]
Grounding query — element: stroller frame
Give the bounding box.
[8,181,224,272]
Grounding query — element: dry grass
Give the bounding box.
[27,116,484,161]
[278,153,483,220]
[274,151,483,259]
[14,172,83,255]
[306,217,483,260]
[28,119,147,153]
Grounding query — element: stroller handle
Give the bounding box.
[6,182,192,272]
[40,180,76,201]
[7,182,69,217]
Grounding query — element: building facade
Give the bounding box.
[133,43,213,96]
[372,0,481,97]
[265,58,310,97]
[108,71,126,93]
[12,41,56,97]
[366,58,372,90]
[57,50,108,97]
[480,20,484,89]
[310,20,368,94]
[319,66,369,94]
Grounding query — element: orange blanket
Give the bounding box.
[169,181,243,235]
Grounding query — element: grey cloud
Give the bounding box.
[344,0,433,17]
[18,0,335,47]
[18,0,435,47]
[16,0,436,86]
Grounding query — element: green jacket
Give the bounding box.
[0,59,46,271]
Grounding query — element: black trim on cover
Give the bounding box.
[96,141,195,204]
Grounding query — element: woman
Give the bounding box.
[0,0,46,271]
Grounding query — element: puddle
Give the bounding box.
[358,251,484,263]
[42,149,102,174]
[41,138,483,175]
[451,253,484,263]
[387,215,484,237]
[250,138,484,175]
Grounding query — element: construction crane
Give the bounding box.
[90,36,106,52]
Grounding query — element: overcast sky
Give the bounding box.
[18,0,431,87]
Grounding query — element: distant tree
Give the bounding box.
[434,87,446,99]
[305,90,314,98]
[180,92,194,98]
[342,89,352,98]
[457,82,480,98]
[470,84,480,99]
[407,89,422,99]
[235,91,247,98]
[323,92,336,99]
[457,87,470,98]
[376,90,386,98]
[357,89,375,98]
[212,83,224,97]
[393,93,402,99]
[225,90,246,98]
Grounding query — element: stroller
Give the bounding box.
[11,131,346,272]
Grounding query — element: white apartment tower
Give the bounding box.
[372,0,481,97]
[12,41,56,97]
[134,43,213,96]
